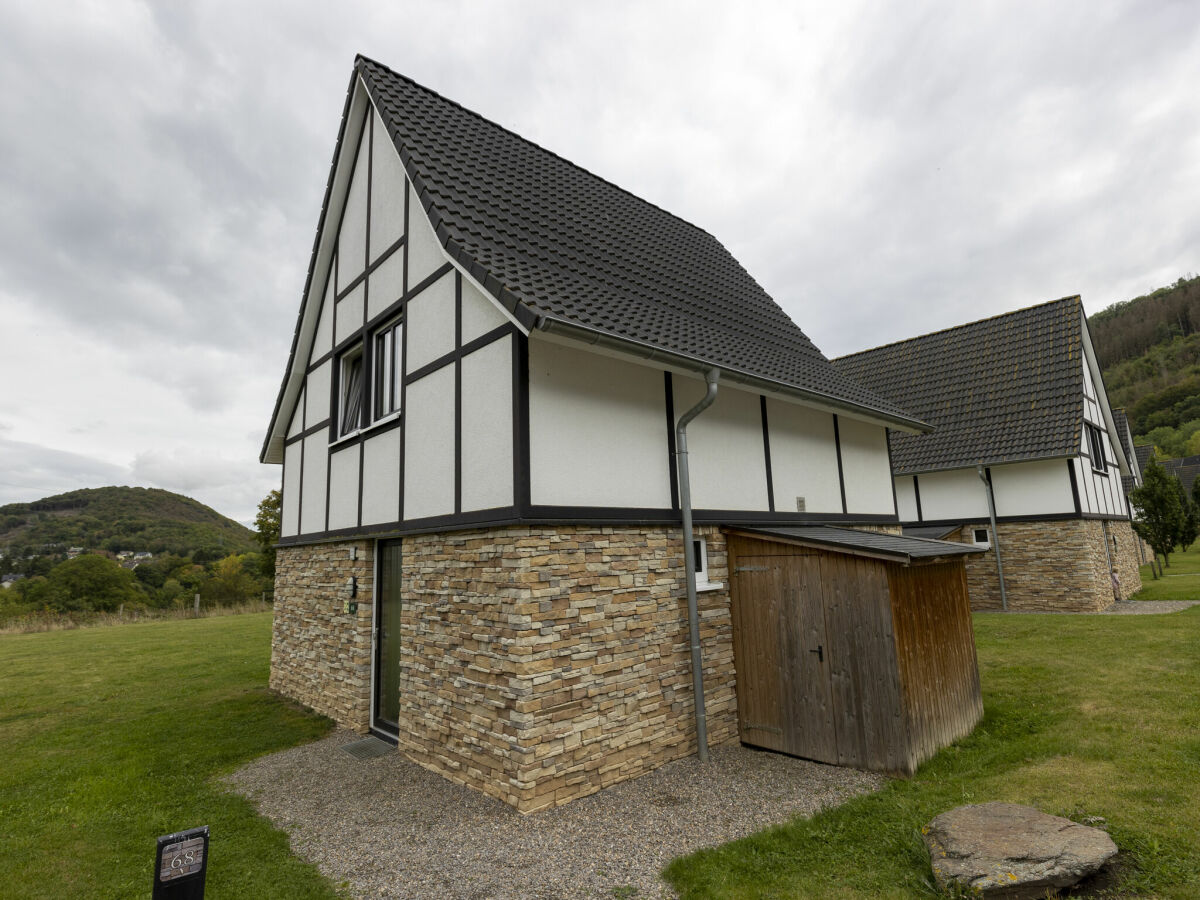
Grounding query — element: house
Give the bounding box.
[1157,453,1200,498]
[1111,409,1151,563]
[834,296,1143,612]
[261,56,984,812]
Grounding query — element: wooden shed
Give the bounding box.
[726,526,984,775]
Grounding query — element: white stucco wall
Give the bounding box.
[405,271,456,372]
[403,365,456,519]
[406,183,445,287]
[369,109,406,260]
[764,398,842,513]
[918,469,990,520]
[461,336,514,511]
[327,445,361,530]
[674,376,770,512]
[305,361,331,427]
[529,340,672,508]
[361,428,401,525]
[367,248,405,321]
[337,127,369,290]
[281,442,301,537]
[991,459,1075,517]
[300,433,329,534]
[460,279,509,343]
[310,277,334,364]
[335,283,364,347]
[287,388,305,438]
[838,416,895,515]
[894,475,918,521]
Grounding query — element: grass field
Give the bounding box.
[1135,541,1200,600]
[664,606,1200,898]
[0,613,340,899]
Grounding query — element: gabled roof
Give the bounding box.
[1112,408,1140,495]
[262,57,927,462]
[833,297,1091,475]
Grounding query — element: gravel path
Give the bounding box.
[226,732,884,899]
[976,599,1200,616]
[1100,599,1200,614]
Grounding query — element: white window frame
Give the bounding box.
[338,344,364,437]
[972,527,991,548]
[692,537,723,592]
[372,316,404,422]
[1086,423,1107,473]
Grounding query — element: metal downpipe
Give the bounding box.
[677,369,720,763]
[977,464,1007,611]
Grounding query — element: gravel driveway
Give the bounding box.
[226,732,884,899]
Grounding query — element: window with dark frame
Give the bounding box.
[373,316,403,420]
[339,346,364,436]
[1086,423,1106,472]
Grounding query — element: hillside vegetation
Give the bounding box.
[0,486,256,557]
[1090,274,1200,455]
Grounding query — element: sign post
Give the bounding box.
[152,825,209,899]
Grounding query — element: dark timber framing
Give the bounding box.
[833,414,848,514]
[664,372,680,511]
[760,395,775,512]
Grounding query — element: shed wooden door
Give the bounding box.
[729,537,838,762]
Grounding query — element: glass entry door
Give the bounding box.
[373,539,403,737]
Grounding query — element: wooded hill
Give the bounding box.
[0,486,256,558]
[1089,274,1200,455]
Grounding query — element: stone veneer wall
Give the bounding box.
[957,518,1142,611]
[396,524,736,813]
[271,540,374,730]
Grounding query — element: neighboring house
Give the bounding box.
[1111,409,1142,499]
[1158,453,1200,498]
[835,296,1142,612]
[261,56,984,812]
[1112,409,1151,564]
[0,574,22,589]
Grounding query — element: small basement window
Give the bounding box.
[973,528,990,547]
[692,537,723,592]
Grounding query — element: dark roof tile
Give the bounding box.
[833,297,1084,474]
[355,55,914,423]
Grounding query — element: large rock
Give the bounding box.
[922,802,1118,899]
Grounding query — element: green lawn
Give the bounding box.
[1135,540,1200,599]
[665,608,1200,898]
[0,614,340,899]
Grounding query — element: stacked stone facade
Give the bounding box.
[271,540,374,729]
[272,525,736,813]
[956,518,1142,612]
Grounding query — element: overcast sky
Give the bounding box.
[1,1,1198,524]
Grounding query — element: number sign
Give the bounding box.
[153,825,209,899]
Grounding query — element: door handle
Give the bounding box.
[810,645,823,663]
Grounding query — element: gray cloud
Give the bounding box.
[1,0,1198,521]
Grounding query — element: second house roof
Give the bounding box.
[833,296,1087,474]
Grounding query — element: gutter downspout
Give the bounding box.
[977,463,1008,611]
[677,369,720,763]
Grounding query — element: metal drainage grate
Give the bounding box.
[341,737,394,760]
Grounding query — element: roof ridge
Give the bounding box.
[835,295,1082,362]
[354,54,721,243]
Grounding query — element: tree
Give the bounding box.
[254,490,281,579]
[1180,494,1200,553]
[24,555,145,613]
[1130,462,1185,567]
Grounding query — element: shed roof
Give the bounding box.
[732,525,983,566]
[833,296,1088,475]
